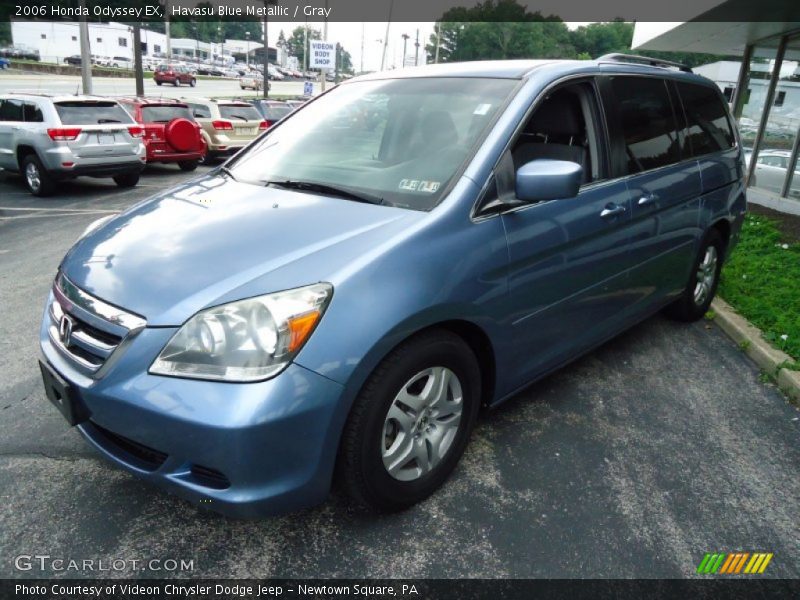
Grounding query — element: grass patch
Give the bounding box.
[719,214,800,361]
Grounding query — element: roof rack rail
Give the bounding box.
[597,53,693,73]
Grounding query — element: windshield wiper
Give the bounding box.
[97,118,121,124]
[263,180,383,205]
[228,114,249,121]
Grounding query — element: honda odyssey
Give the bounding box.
[39,56,746,516]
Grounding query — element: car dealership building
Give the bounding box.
[634,13,800,213]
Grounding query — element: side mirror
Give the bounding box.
[516,159,583,203]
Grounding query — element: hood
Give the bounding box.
[62,174,420,326]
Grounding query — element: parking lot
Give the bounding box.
[1,166,799,579]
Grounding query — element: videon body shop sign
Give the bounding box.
[310,41,336,70]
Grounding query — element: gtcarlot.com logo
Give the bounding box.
[14,554,194,573]
[697,552,773,575]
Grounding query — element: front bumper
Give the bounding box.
[39,297,346,517]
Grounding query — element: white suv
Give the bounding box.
[0,94,146,196]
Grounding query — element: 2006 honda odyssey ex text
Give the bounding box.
[39,56,746,516]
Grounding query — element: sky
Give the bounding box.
[264,21,593,72]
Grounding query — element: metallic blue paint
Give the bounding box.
[40,59,745,516]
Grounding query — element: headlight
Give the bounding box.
[149,283,332,382]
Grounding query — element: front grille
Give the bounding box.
[47,273,145,375]
[91,421,168,471]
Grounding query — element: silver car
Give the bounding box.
[0,93,146,196]
[746,149,800,197]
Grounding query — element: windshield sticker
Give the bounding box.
[399,179,419,191]
[473,103,492,115]
[418,181,441,193]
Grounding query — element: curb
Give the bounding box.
[711,297,799,403]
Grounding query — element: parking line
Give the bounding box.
[0,206,119,213]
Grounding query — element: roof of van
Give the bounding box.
[349,58,712,85]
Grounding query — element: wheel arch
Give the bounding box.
[16,145,40,171]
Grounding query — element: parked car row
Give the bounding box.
[0,92,307,196]
[0,45,40,61]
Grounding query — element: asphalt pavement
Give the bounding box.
[0,165,798,579]
[0,70,309,98]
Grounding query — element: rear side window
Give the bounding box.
[262,104,292,120]
[141,105,193,122]
[0,99,23,121]
[219,105,262,121]
[610,77,681,173]
[55,101,134,125]
[23,102,43,122]
[676,82,736,157]
[188,103,212,119]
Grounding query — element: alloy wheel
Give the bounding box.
[381,366,463,481]
[693,245,718,305]
[25,162,41,193]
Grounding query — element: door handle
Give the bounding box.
[637,193,657,206]
[600,204,626,219]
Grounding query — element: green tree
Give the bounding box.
[426,0,574,62]
[285,26,321,70]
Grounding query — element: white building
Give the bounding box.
[11,21,168,63]
[10,21,266,65]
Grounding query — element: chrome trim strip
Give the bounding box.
[55,273,146,332]
[47,325,102,370]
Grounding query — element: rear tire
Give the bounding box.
[338,329,481,511]
[178,160,198,172]
[113,172,139,188]
[664,228,725,322]
[156,81,162,86]
[173,79,179,87]
[22,154,55,197]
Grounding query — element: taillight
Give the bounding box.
[211,120,233,131]
[259,120,273,130]
[128,126,144,138]
[47,127,82,141]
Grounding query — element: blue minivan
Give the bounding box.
[39,56,746,516]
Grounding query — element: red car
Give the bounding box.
[154,64,196,87]
[117,97,205,170]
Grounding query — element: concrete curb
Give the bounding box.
[711,297,799,403]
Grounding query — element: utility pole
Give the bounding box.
[246,31,250,67]
[434,21,441,64]
[263,14,269,98]
[360,23,364,73]
[414,29,419,66]
[132,24,144,97]
[401,34,409,68]
[164,1,171,60]
[78,0,91,94]
[381,0,394,71]
[334,43,340,85]
[321,0,329,92]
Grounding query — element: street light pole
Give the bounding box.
[414,29,419,66]
[381,0,394,71]
[132,24,144,97]
[78,0,92,94]
[434,21,441,64]
[401,33,409,68]
[246,31,250,67]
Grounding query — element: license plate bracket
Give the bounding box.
[97,133,115,145]
[39,361,89,426]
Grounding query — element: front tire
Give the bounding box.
[338,330,481,511]
[156,81,162,86]
[190,78,196,87]
[178,160,198,172]
[664,228,724,322]
[22,154,55,197]
[113,172,139,188]
[173,79,179,87]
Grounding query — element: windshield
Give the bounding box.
[55,101,134,125]
[228,77,517,211]
[141,105,193,123]
[219,104,262,121]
